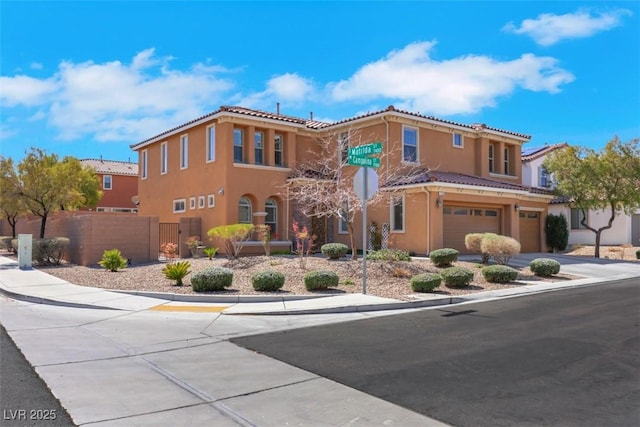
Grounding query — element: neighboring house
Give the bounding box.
[130,105,553,254]
[80,159,139,213]
[521,144,640,246]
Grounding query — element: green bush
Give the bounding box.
[0,236,13,251]
[162,261,191,286]
[440,266,474,288]
[429,248,459,267]
[207,223,254,259]
[545,213,569,252]
[203,247,218,260]
[529,258,561,277]
[321,243,349,259]
[99,249,128,272]
[303,270,339,290]
[481,265,519,283]
[410,273,441,292]
[636,249,640,259]
[12,237,72,265]
[480,234,521,265]
[251,271,285,291]
[367,248,412,262]
[191,267,233,292]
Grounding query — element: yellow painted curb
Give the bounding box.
[150,305,228,313]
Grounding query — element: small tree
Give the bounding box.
[207,223,254,259]
[255,224,272,256]
[545,213,569,253]
[0,157,26,238]
[292,220,316,269]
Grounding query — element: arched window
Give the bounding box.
[239,197,252,224]
[265,198,277,236]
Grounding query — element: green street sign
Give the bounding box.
[348,156,381,168]
[348,142,383,158]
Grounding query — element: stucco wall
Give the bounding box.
[548,205,634,245]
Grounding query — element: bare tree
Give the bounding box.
[285,127,423,260]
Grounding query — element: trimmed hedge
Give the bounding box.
[251,271,285,291]
[440,266,474,288]
[191,267,233,292]
[429,248,459,267]
[321,243,349,259]
[481,265,518,283]
[410,273,441,292]
[530,258,561,277]
[367,248,412,262]
[304,270,339,290]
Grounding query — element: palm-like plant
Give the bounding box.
[162,261,191,286]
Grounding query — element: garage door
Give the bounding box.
[443,206,501,253]
[519,211,541,252]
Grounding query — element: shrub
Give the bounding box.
[440,266,474,288]
[304,270,339,290]
[410,273,441,292]
[545,214,569,252]
[17,237,71,265]
[0,236,13,252]
[99,249,128,272]
[367,248,412,262]
[465,233,492,263]
[321,243,349,259]
[207,224,254,259]
[203,247,218,260]
[480,235,521,265]
[191,267,233,292]
[636,249,640,259]
[391,266,412,278]
[251,271,285,291]
[163,261,191,286]
[482,265,519,283]
[429,248,459,267]
[160,242,178,259]
[530,258,561,277]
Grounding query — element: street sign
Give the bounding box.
[348,142,383,158]
[348,156,381,168]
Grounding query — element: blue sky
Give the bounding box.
[1,1,638,162]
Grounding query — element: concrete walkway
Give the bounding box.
[0,254,638,315]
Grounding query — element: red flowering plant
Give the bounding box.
[160,242,179,260]
[292,220,317,269]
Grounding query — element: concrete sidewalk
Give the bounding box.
[1,254,639,315]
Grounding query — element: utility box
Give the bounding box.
[18,234,33,270]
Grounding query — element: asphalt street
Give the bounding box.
[232,279,640,427]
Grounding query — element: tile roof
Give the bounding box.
[81,159,138,176]
[521,142,568,162]
[385,170,553,195]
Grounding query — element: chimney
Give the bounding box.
[276,102,280,115]
[310,111,314,120]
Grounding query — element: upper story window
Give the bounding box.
[488,144,495,173]
[504,147,510,175]
[103,175,112,190]
[274,134,283,166]
[391,195,405,232]
[160,142,168,175]
[206,125,216,162]
[403,126,418,163]
[180,135,189,169]
[265,198,277,235]
[571,208,589,230]
[141,150,148,179]
[238,197,252,223]
[539,167,551,187]
[453,132,463,148]
[339,131,350,164]
[254,132,264,165]
[233,128,244,163]
[173,199,186,213]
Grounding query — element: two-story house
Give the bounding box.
[131,105,553,254]
[80,159,139,213]
[522,144,640,246]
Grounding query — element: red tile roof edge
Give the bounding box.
[521,142,569,162]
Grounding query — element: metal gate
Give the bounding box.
[159,223,179,249]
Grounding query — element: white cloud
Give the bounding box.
[503,9,632,46]
[329,41,575,115]
[0,48,233,142]
[239,73,315,110]
[30,62,43,70]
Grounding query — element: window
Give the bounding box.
[504,147,510,175]
[206,125,216,162]
[391,195,404,231]
[141,150,148,179]
[238,197,252,223]
[339,132,350,163]
[571,208,588,230]
[488,144,495,173]
[198,196,205,209]
[180,134,188,169]
[265,198,277,235]
[208,194,215,208]
[160,142,168,174]
[274,134,283,166]
[539,167,550,187]
[190,197,196,210]
[233,128,244,163]
[254,132,264,165]
[453,133,463,148]
[403,126,417,163]
[103,175,112,190]
[485,210,498,217]
[338,203,349,234]
[173,199,186,213]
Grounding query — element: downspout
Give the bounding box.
[382,115,390,175]
[286,185,290,241]
[421,188,430,256]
